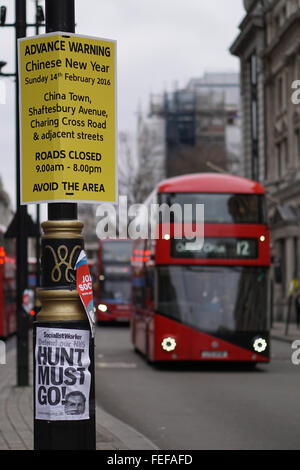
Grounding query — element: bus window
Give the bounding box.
[159,193,267,224]
[132,276,146,309]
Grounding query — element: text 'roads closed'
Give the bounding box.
[18,33,117,204]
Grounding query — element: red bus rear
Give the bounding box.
[131,173,271,364]
[96,239,132,323]
[0,245,16,338]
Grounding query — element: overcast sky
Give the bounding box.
[0,0,245,220]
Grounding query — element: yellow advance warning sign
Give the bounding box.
[18,32,117,204]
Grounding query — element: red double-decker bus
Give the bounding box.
[131,173,271,364]
[96,239,132,323]
[0,230,16,338]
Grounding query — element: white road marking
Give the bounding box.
[96,361,137,368]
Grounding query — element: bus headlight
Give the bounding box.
[253,337,267,353]
[161,337,176,352]
[98,304,108,312]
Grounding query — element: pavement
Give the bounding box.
[0,321,298,451]
[270,320,300,343]
[0,332,158,451]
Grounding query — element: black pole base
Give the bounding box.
[34,417,96,450]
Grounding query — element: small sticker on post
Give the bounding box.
[75,250,95,337]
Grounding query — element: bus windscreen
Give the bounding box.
[102,241,132,263]
[100,279,131,304]
[156,266,268,333]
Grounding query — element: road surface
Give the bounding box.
[95,324,300,450]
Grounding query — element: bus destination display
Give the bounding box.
[171,237,258,259]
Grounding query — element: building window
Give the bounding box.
[276,142,282,179]
[295,128,300,165]
[274,15,280,34]
[278,238,286,296]
[281,5,287,23]
[283,137,288,168]
[250,53,259,181]
[289,0,298,15]
[278,76,283,112]
[296,56,300,82]
[251,54,257,86]
[294,237,299,279]
[251,100,257,140]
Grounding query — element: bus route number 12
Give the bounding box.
[236,240,250,257]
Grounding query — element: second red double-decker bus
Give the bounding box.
[0,230,16,338]
[131,173,271,364]
[96,239,132,323]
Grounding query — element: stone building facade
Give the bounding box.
[231,0,300,321]
[230,0,266,182]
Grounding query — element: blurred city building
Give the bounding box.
[78,204,98,262]
[147,71,241,178]
[0,175,21,257]
[134,110,166,203]
[0,175,13,228]
[231,0,300,321]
